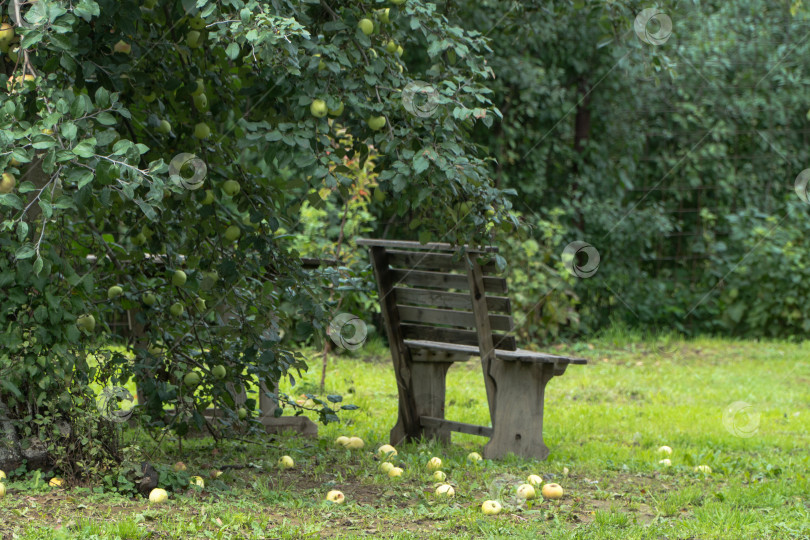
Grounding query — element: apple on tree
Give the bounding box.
[358,18,374,36]
[172,270,187,287]
[0,23,15,53]
[170,302,184,317]
[76,314,96,332]
[367,116,386,131]
[113,40,131,54]
[107,286,123,299]
[310,99,328,118]
[222,180,240,196]
[0,172,16,194]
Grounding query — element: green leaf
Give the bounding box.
[61,122,78,140]
[74,0,100,21]
[21,30,44,48]
[72,140,96,158]
[16,221,28,242]
[225,42,240,60]
[15,244,36,260]
[96,112,117,126]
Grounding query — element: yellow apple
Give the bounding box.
[49,477,64,488]
[377,444,397,458]
[0,23,15,52]
[149,488,168,503]
[481,500,501,515]
[388,466,403,478]
[346,436,365,450]
[427,457,442,472]
[0,172,16,194]
[210,470,223,479]
[0,471,6,481]
[659,458,672,467]
[335,436,350,447]
[326,490,345,504]
[516,483,536,499]
[358,18,374,36]
[173,462,187,472]
[434,484,454,498]
[172,270,187,287]
[695,465,712,474]
[541,483,564,499]
[113,40,131,54]
[190,476,205,488]
[0,483,5,499]
[278,456,295,469]
[466,452,483,463]
[310,99,328,118]
[379,462,394,474]
[431,471,446,482]
[658,445,672,455]
[527,474,543,487]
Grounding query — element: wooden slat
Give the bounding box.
[404,339,588,364]
[390,268,507,293]
[394,287,511,313]
[397,305,513,332]
[386,250,498,274]
[409,349,471,363]
[401,323,516,350]
[419,416,493,437]
[356,238,499,253]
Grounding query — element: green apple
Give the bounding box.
[193,92,208,112]
[373,188,385,203]
[194,122,211,139]
[378,8,390,23]
[142,91,157,103]
[432,470,446,482]
[224,225,240,242]
[367,116,386,130]
[201,189,215,204]
[516,483,536,499]
[183,371,201,386]
[148,488,168,504]
[395,45,403,57]
[0,173,16,194]
[7,46,19,63]
[0,23,16,53]
[541,483,564,499]
[222,180,240,196]
[142,293,157,306]
[107,286,123,299]
[189,16,206,30]
[657,445,672,455]
[186,30,202,48]
[310,99,327,118]
[77,314,96,332]
[434,484,454,498]
[195,297,206,312]
[385,40,397,54]
[427,457,442,472]
[358,18,374,35]
[170,302,184,317]
[481,500,501,515]
[211,364,226,379]
[191,78,205,96]
[172,270,187,287]
[156,119,172,134]
[659,458,672,467]
[379,462,394,473]
[113,40,131,54]
[278,455,294,469]
[132,232,147,245]
[327,102,344,116]
[237,407,247,420]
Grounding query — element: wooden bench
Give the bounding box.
[356,238,587,460]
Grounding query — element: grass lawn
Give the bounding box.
[0,335,808,539]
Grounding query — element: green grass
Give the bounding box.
[1,335,808,539]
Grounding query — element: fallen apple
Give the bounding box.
[427,457,442,472]
[527,474,543,487]
[658,445,672,455]
[0,471,5,481]
[278,456,295,469]
[563,467,570,476]
[379,462,394,474]
[107,286,123,299]
[431,470,446,482]
[49,477,64,488]
[434,484,455,498]
[481,500,501,515]
[190,476,205,488]
[695,465,712,474]
[174,462,187,472]
[172,270,187,287]
[346,436,365,450]
[326,490,345,504]
[335,436,350,447]
[467,452,483,463]
[0,483,5,499]
[210,470,223,479]
[149,488,168,503]
[541,483,564,499]
[377,444,397,458]
[516,483,536,499]
[659,458,672,467]
[388,467,404,478]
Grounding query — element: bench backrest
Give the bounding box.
[356,239,516,351]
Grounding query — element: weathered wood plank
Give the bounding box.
[394,287,511,313]
[356,238,499,253]
[409,348,471,363]
[397,305,513,332]
[390,268,507,293]
[403,339,587,364]
[411,363,453,444]
[386,250,498,274]
[419,416,494,437]
[401,323,516,350]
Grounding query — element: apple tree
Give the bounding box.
[0,0,506,476]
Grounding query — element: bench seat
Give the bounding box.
[404,339,587,365]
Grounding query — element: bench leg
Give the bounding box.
[390,362,452,445]
[483,362,562,460]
